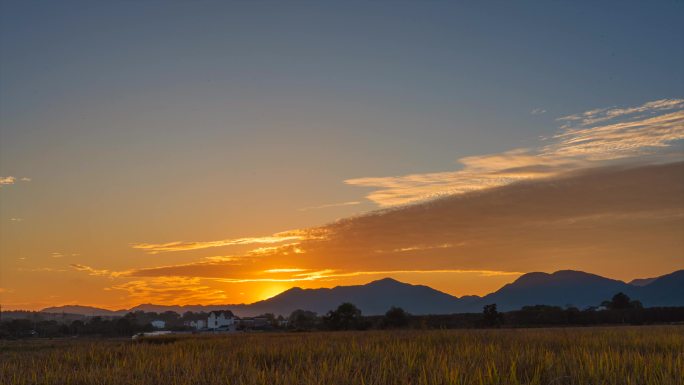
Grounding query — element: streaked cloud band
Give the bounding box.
[346,99,684,206]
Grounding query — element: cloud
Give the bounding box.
[344,150,577,206]
[547,110,684,159]
[375,243,457,254]
[299,201,361,211]
[123,255,254,278]
[16,267,69,273]
[531,108,546,115]
[334,162,684,273]
[107,277,228,305]
[0,176,31,188]
[131,231,311,254]
[214,269,523,283]
[346,99,684,206]
[263,268,308,274]
[70,264,128,278]
[558,98,684,127]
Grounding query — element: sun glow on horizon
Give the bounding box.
[258,284,290,301]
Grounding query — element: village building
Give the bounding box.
[207,311,236,331]
[150,320,166,329]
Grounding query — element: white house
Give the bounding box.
[151,320,166,329]
[207,311,236,330]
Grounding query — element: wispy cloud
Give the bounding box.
[263,268,308,274]
[557,98,684,127]
[107,277,228,305]
[0,176,31,188]
[16,267,69,273]
[346,99,684,206]
[123,255,254,278]
[375,243,458,254]
[215,269,523,283]
[70,263,129,278]
[299,201,361,211]
[531,108,546,115]
[547,110,684,159]
[131,231,310,254]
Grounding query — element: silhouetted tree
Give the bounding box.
[324,303,364,330]
[601,292,643,310]
[289,310,318,330]
[483,304,503,327]
[383,307,409,329]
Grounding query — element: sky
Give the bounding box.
[1,1,683,311]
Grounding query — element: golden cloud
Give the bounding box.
[214,269,523,283]
[107,277,228,305]
[70,263,129,278]
[130,232,308,254]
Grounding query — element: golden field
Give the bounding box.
[1,326,682,385]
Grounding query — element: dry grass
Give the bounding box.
[1,326,682,385]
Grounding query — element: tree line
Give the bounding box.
[2,292,683,338]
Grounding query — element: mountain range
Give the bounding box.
[40,269,684,317]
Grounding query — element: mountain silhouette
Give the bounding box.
[39,269,684,316]
[242,278,474,316]
[477,270,634,311]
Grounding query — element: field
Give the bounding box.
[1,326,682,385]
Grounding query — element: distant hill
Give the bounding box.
[632,270,684,307]
[37,269,684,317]
[40,305,127,317]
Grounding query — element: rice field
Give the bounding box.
[1,326,682,385]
